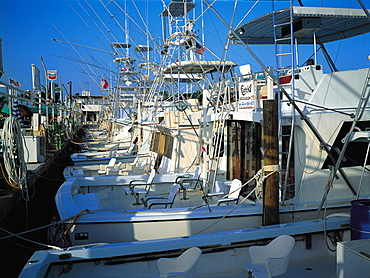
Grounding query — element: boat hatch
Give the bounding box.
[160,1,196,17]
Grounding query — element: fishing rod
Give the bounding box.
[52,39,115,54]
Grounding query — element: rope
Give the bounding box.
[0,227,64,251]
[50,209,90,245]
[0,209,91,251]
[1,117,29,200]
[194,166,277,235]
[15,167,275,246]
[70,140,89,148]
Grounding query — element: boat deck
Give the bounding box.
[95,183,250,212]
[98,188,225,211]
[202,255,336,277]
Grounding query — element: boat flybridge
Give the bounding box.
[53,5,370,247]
[202,5,370,218]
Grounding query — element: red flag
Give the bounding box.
[101,78,109,89]
[195,42,205,55]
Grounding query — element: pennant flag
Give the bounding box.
[195,42,205,55]
[9,78,21,87]
[101,78,109,89]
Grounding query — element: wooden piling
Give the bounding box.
[262,99,280,226]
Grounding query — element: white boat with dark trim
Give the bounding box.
[53,2,370,248]
[21,214,361,277]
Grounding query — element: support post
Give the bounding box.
[262,99,279,226]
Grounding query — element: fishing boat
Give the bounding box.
[63,139,158,178]
[53,1,370,248]
[16,1,370,277]
[20,214,360,277]
[70,151,137,166]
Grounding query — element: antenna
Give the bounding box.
[0,38,4,78]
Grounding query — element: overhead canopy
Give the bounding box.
[160,0,196,17]
[163,73,203,83]
[114,57,136,63]
[134,45,153,52]
[232,6,370,45]
[163,60,237,74]
[111,42,132,48]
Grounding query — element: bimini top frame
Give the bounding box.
[231,6,370,45]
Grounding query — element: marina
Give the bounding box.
[0,0,370,277]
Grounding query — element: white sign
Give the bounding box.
[32,64,41,91]
[238,81,255,109]
[47,70,58,80]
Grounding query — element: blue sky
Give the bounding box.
[1,0,370,97]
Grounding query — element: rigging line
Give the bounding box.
[0,210,90,248]
[195,0,216,24]
[102,1,159,65]
[50,53,117,75]
[131,0,150,37]
[124,0,129,57]
[0,227,64,251]
[357,0,370,21]
[81,0,124,51]
[52,38,114,54]
[87,52,110,73]
[218,0,238,72]
[318,43,338,72]
[294,99,355,117]
[100,2,145,59]
[235,0,260,28]
[53,25,101,89]
[108,0,162,51]
[71,2,113,54]
[201,0,236,71]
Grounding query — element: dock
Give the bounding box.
[0,142,79,277]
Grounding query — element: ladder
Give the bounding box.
[204,80,233,192]
[272,2,296,200]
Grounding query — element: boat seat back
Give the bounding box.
[244,235,295,277]
[157,156,171,174]
[216,179,242,206]
[106,162,122,175]
[147,168,156,184]
[228,179,242,199]
[107,158,117,168]
[157,247,202,278]
[146,184,180,209]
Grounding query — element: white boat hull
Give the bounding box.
[55,175,353,245]
[20,216,352,278]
